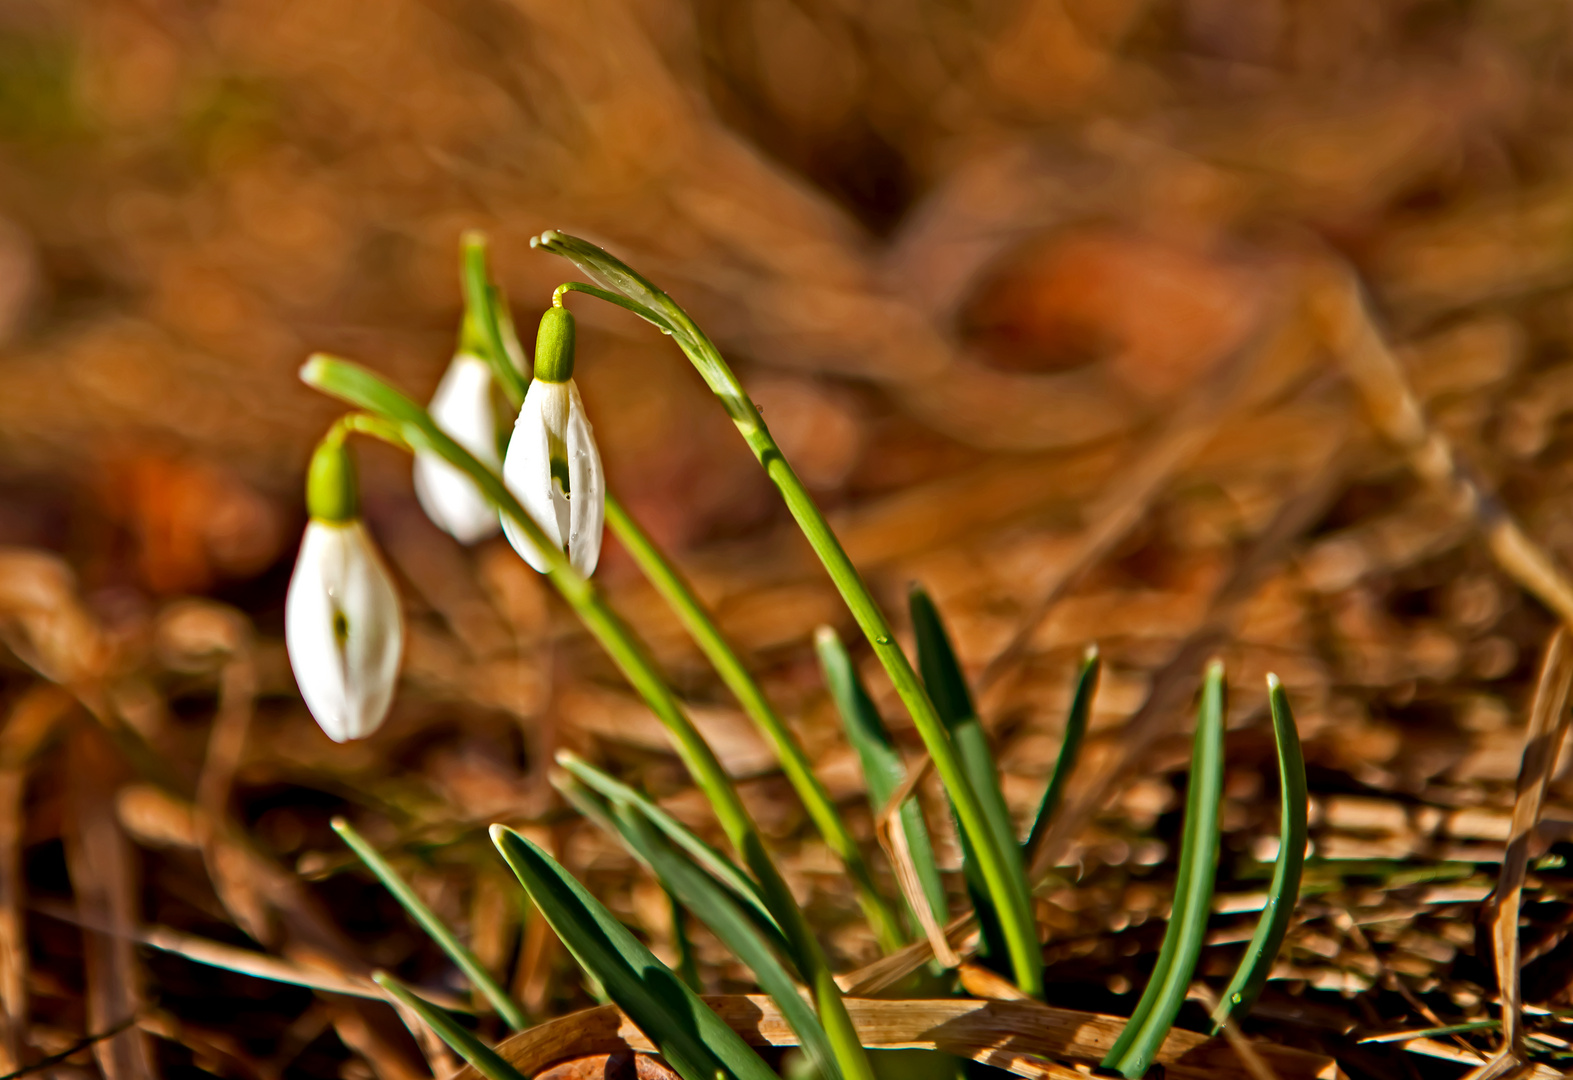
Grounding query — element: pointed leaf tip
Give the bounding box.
[300,354,330,385]
[1266,672,1281,690]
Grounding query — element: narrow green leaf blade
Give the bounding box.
[490,825,779,1080]
[909,586,1031,974]
[1210,674,1307,1033]
[607,498,905,953]
[1104,661,1227,1078]
[551,770,792,959]
[666,886,703,994]
[610,803,837,1080]
[815,626,947,932]
[1024,646,1100,865]
[556,751,776,929]
[333,817,528,1030]
[373,972,528,1080]
[909,588,1019,860]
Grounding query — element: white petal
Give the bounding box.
[564,380,605,576]
[285,520,405,742]
[414,353,500,544]
[501,381,564,572]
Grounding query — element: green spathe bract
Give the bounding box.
[305,430,359,522]
[490,825,779,1080]
[534,305,576,382]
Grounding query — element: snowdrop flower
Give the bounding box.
[502,305,605,575]
[286,434,404,742]
[413,349,502,544]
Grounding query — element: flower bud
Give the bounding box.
[413,351,502,543]
[502,308,604,575]
[288,436,404,741]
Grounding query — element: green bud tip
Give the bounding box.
[534,305,576,382]
[306,430,360,522]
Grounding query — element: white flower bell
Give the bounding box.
[286,435,404,742]
[502,306,605,576]
[413,350,502,544]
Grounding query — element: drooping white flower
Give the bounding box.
[502,377,605,575]
[286,519,404,742]
[286,434,403,742]
[413,351,502,544]
[501,306,605,576]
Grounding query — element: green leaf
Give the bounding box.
[608,801,838,1080]
[606,499,904,952]
[373,972,528,1080]
[908,586,1032,976]
[333,817,528,1030]
[490,825,780,1080]
[533,229,1041,999]
[815,626,947,932]
[666,886,703,994]
[1209,674,1306,1034]
[556,751,775,930]
[1103,661,1227,1078]
[1023,647,1099,867]
[552,768,788,957]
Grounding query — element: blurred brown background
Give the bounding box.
[4,0,1573,1077]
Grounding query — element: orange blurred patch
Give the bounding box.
[969,227,1263,402]
[98,452,285,594]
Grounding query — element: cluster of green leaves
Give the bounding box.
[307,234,1309,1080]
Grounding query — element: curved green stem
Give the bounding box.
[606,496,905,952]
[485,265,902,951]
[299,355,874,1080]
[531,230,1043,996]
